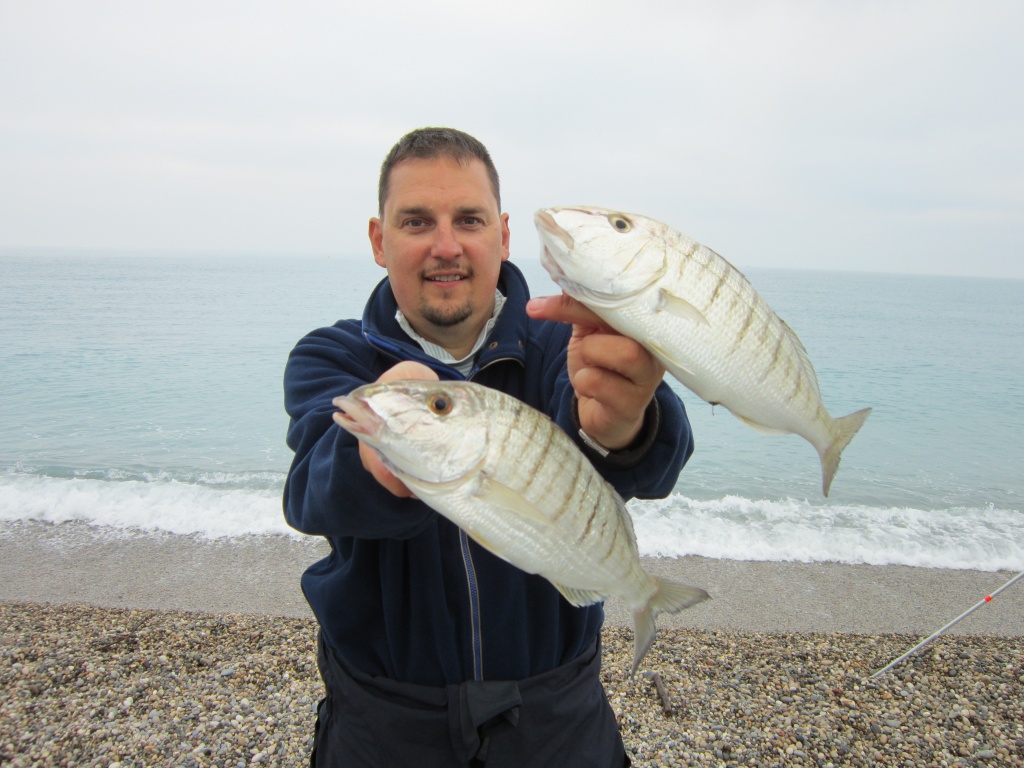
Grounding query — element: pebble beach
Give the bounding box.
[2,525,1022,766]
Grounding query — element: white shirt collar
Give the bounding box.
[396,290,506,376]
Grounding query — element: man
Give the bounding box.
[284,127,693,767]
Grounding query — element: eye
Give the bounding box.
[608,214,632,233]
[428,393,453,415]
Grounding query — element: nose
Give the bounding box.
[430,220,463,259]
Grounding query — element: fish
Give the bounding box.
[333,379,709,675]
[535,206,871,496]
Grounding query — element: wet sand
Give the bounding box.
[2,520,1020,637]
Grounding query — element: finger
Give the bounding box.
[359,441,415,498]
[526,294,613,330]
[574,333,664,386]
[378,360,440,383]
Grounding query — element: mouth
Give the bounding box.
[423,267,471,285]
[533,210,575,251]
[332,395,380,437]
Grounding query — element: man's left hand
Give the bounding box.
[526,293,665,451]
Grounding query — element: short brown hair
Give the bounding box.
[377,127,501,216]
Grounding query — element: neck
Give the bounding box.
[414,320,485,361]
[398,292,506,364]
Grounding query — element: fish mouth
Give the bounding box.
[539,241,626,309]
[538,243,564,280]
[534,210,575,251]
[534,209,574,288]
[332,395,381,437]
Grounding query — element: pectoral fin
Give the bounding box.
[649,339,696,379]
[465,531,509,562]
[657,289,709,326]
[475,476,551,525]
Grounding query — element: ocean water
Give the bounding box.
[1,249,1022,571]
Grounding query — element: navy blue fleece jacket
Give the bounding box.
[283,261,693,687]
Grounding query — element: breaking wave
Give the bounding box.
[629,494,1024,572]
[2,469,1022,571]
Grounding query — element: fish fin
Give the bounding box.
[631,579,711,676]
[778,317,808,355]
[475,476,551,525]
[656,288,709,326]
[465,531,510,562]
[776,318,823,399]
[734,413,790,436]
[630,605,656,678]
[553,583,607,608]
[648,339,696,378]
[819,407,872,496]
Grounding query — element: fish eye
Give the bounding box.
[428,394,453,415]
[608,214,632,233]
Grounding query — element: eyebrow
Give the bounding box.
[395,206,488,218]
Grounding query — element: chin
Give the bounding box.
[421,302,474,329]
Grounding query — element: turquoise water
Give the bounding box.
[1,249,1022,569]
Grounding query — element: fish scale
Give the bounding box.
[333,379,709,674]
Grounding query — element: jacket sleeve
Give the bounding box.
[282,324,436,539]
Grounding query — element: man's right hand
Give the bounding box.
[348,361,439,498]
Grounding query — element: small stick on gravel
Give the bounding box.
[642,670,672,716]
[91,612,153,649]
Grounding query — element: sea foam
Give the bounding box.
[2,471,1021,571]
[0,471,295,539]
[630,494,1024,571]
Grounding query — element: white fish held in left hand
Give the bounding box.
[333,379,709,675]
[535,206,871,496]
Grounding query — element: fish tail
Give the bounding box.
[820,407,872,496]
[630,579,710,676]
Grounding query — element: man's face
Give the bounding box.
[369,157,510,349]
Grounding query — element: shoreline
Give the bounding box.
[1,520,1021,636]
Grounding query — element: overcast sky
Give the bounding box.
[1,1,1022,278]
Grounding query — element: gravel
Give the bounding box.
[3,601,1022,767]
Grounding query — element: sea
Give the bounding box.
[1,249,1022,572]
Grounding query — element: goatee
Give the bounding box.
[420,301,474,328]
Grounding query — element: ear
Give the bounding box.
[369,217,386,267]
[500,212,511,262]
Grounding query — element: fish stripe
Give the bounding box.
[601,519,621,563]
[733,303,757,354]
[576,468,599,544]
[760,328,786,384]
[707,269,728,314]
[524,414,558,498]
[553,453,583,524]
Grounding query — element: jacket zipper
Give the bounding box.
[459,529,484,680]
[362,338,523,682]
[458,355,520,682]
